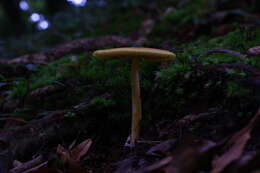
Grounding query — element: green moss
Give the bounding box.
[9,52,157,112]
[89,97,115,110]
[9,55,78,99]
[147,28,260,118]
[80,58,131,86]
[226,69,247,78]
[10,80,29,99]
[176,28,260,67]
[8,26,259,122]
[151,0,211,38]
[157,63,191,82]
[64,111,76,118]
[0,74,6,81]
[225,81,251,98]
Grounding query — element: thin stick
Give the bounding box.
[10,155,45,173]
[202,48,248,59]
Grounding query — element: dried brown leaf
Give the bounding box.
[56,139,92,165]
[163,137,217,173]
[70,139,92,162]
[56,144,70,163]
[69,140,77,150]
[211,108,260,173]
[134,136,218,173]
[146,139,176,156]
[221,151,260,173]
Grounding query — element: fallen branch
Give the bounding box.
[0,35,133,65]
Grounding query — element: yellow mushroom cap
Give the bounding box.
[93,47,176,61]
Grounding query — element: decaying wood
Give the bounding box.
[0,36,133,65]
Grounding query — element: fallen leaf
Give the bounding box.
[56,139,92,164]
[56,145,70,163]
[146,139,176,157]
[211,108,260,173]
[221,151,260,173]
[163,137,217,173]
[69,140,77,150]
[70,139,92,162]
[134,136,218,173]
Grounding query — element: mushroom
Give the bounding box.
[93,47,176,146]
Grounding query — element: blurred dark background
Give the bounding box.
[0,0,68,34]
[0,0,259,58]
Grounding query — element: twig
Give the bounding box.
[202,48,248,59]
[22,161,48,173]
[9,155,45,173]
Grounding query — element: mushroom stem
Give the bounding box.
[131,57,142,145]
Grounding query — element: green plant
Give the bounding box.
[225,81,250,98]
[64,111,76,118]
[89,97,115,110]
[0,74,6,81]
[157,63,191,82]
[10,80,29,99]
[226,69,247,78]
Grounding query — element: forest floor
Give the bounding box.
[0,1,260,173]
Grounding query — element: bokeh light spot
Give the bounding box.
[67,0,87,7]
[19,1,30,11]
[30,13,41,22]
[37,20,49,30]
